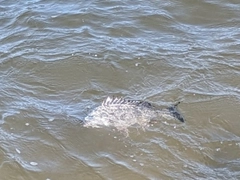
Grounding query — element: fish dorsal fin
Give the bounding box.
[102,96,125,106]
[102,96,153,108]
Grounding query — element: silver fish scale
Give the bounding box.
[83,97,176,133]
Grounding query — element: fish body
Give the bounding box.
[84,96,184,133]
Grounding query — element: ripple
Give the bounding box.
[1,0,240,179]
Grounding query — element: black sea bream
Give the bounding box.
[84,96,184,134]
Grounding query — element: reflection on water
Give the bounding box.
[1,0,240,179]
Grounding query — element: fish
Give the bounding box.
[83,96,185,134]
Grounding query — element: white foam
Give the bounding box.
[30,162,38,166]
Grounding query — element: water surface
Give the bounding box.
[0,0,240,179]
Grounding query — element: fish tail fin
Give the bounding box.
[168,102,185,122]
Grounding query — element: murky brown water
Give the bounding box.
[1,0,240,179]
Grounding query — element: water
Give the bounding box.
[0,0,240,179]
